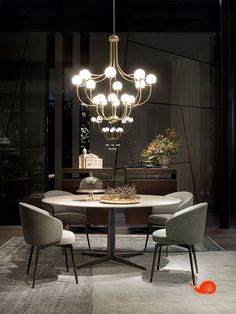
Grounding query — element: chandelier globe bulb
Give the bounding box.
[110,127,116,133]
[97,94,107,105]
[112,81,123,91]
[112,99,120,107]
[86,79,96,89]
[79,69,91,80]
[135,80,146,89]
[121,93,130,104]
[105,66,116,78]
[146,74,157,85]
[108,93,117,102]
[72,75,83,86]
[129,95,135,104]
[134,69,145,80]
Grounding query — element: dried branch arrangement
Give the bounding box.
[103,185,138,200]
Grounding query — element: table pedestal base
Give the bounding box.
[77,208,145,270]
[81,251,143,258]
[77,254,145,270]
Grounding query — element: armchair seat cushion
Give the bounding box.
[152,229,177,245]
[149,214,173,225]
[58,230,75,246]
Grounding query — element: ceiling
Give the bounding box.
[0,0,220,32]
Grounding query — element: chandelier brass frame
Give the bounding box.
[72,0,157,140]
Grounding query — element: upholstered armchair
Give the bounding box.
[19,202,78,288]
[43,190,91,250]
[144,191,193,251]
[149,202,208,285]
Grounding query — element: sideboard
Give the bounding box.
[122,167,177,225]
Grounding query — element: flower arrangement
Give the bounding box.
[141,128,181,165]
[102,185,138,200]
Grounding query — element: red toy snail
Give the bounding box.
[192,281,217,294]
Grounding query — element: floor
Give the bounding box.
[1,225,236,250]
[92,251,236,314]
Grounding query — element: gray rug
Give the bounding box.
[74,233,223,252]
[0,234,222,314]
[0,237,93,314]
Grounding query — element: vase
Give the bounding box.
[158,156,171,168]
[140,160,154,168]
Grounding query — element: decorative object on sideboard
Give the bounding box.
[140,128,181,168]
[100,185,140,204]
[77,172,105,201]
[79,148,103,169]
[71,0,157,140]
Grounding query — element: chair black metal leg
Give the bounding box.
[187,245,196,286]
[85,225,91,250]
[64,247,69,272]
[32,247,40,289]
[150,244,159,282]
[27,246,34,275]
[191,245,198,273]
[157,245,162,270]
[69,244,78,284]
[144,224,151,251]
[165,245,169,257]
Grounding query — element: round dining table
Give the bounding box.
[42,194,181,270]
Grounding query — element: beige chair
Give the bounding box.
[149,202,208,285]
[19,202,78,288]
[43,190,91,250]
[144,191,193,251]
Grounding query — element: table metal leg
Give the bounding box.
[112,256,146,270]
[77,208,146,270]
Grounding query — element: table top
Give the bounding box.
[42,194,181,209]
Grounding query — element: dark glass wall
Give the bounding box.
[0,32,47,224]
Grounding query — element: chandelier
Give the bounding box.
[72,0,157,140]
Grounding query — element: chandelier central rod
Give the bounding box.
[113,0,116,35]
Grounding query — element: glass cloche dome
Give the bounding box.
[78,172,104,200]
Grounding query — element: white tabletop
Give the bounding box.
[42,194,181,209]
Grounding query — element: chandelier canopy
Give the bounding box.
[72,0,157,140]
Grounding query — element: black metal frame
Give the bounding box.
[77,208,145,270]
[149,243,198,286]
[26,244,78,288]
[68,224,91,250]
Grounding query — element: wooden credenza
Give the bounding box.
[122,167,177,225]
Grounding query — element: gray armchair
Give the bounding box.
[144,191,193,251]
[43,190,91,250]
[149,202,208,285]
[19,202,78,288]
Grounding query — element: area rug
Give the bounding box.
[0,237,93,314]
[73,233,223,252]
[0,234,222,314]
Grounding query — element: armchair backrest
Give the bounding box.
[166,202,208,245]
[44,190,73,198]
[43,190,85,214]
[19,202,63,246]
[167,191,193,212]
[152,191,193,215]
